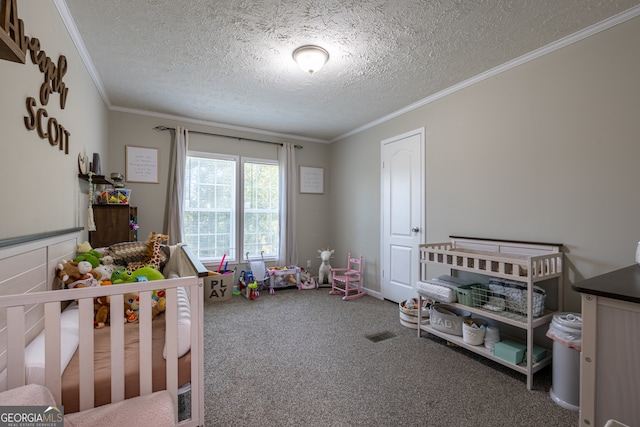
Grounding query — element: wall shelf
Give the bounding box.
[78,174,113,185]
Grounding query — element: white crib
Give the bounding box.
[0,228,206,426]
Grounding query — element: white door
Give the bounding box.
[381,129,424,303]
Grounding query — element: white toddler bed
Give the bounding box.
[0,228,206,426]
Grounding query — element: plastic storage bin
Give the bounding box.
[269,266,300,288]
[455,285,474,306]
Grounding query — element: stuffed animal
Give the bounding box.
[152,293,166,318]
[125,232,169,272]
[94,296,110,329]
[74,250,102,268]
[68,273,100,288]
[112,266,165,284]
[77,241,92,254]
[318,248,334,285]
[123,290,166,322]
[74,242,103,268]
[111,267,127,283]
[100,255,115,266]
[93,255,116,283]
[297,268,316,290]
[56,260,93,287]
[123,293,139,323]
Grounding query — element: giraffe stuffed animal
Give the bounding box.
[125,232,169,272]
[318,248,334,285]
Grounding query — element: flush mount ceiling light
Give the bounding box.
[292,45,329,75]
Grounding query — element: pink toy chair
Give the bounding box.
[329,253,366,300]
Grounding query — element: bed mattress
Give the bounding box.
[61,315,191,414]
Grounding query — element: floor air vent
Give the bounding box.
[366,331,396,343]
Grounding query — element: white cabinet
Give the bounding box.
[572,265,640,427]
[417,237,563,390]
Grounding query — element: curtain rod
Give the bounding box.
[153,126,302,149]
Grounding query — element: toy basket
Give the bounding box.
[398,299,429,329]
[269,266,300,289]
[104,188,131,204]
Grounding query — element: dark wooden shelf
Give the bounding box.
[89,205,138,247]
[78,174,114,185]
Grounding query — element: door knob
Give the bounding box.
[411,227,420,233]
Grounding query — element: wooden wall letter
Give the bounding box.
[2,0,72,155]
[0,0,27,63]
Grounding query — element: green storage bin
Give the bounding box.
[494,340,526,365]
[456,285,474,306]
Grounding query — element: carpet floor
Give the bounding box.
[203,288,578,427]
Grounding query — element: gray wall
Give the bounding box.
[107,111,332,272]
[330,15,640,312]
[0,0,108,240]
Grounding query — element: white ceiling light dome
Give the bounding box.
[293,45,329,75]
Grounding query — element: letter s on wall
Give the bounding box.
[24,97,37,130]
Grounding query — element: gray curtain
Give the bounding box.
[167,126,188,245]
[278,143,298,266]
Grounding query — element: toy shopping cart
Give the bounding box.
[239,251,272,296]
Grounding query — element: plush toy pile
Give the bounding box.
[54,233,171,328]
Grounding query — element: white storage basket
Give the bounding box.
[429,304,471,336]
[462,318,487,345]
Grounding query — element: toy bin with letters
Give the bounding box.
[206,269,236,302]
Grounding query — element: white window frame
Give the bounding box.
[240,157,280,262]
[184,151,238,263]
[185,151,279,264]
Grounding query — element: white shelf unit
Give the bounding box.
[417,237,563,390]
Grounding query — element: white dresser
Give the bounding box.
[572,265,640,427]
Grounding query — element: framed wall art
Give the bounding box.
[300,166,324,194]
[126,145,159,183]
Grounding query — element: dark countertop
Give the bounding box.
[571,264,640,304]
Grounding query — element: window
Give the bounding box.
[243,160,279,258]
[184,152,279,263]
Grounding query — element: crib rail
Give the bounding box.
[0,276,204,426]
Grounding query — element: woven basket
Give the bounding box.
[462,318,487,345]
[399,300,429,329]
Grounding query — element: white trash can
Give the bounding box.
[547,313,582,412]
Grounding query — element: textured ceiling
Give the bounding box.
[61,0,640,142]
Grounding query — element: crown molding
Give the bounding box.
[54,0,111,109]
[110,106,329,144]
[333,4,640,142]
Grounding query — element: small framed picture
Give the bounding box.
[126,145,159,183]
[300,166,323,194]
